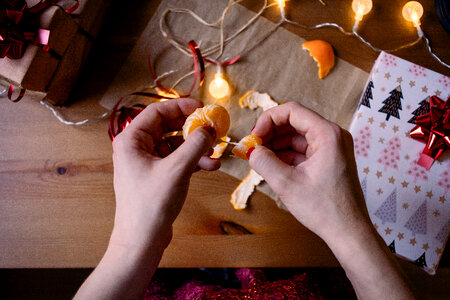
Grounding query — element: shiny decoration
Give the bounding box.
[402,1,424,27]
[209,72,230,99]
[352,0,373,21]
[410,96,450,170]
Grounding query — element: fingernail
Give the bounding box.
[246,147,255,160]
[202,125,216,140]
[251,124,255,132]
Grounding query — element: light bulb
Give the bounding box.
[402,1,423,27]
[352,0,373,21]
[277,0,285,8]
[209,73,230,99]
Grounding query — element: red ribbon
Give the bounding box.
[410,95,450,170]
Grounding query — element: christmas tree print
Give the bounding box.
[414,252,428,268]
[374,188,397,224]
[361,177,367,200]
[388,240,396,254]
[378,85,403,121]
[405,200,427,235]
[406,155,429,183]
[437,164,450,194]
[360,81,374,108]
[435,220,450,244]
[408,97,430,124]
[354,126,371,158]
[378,136,401,171]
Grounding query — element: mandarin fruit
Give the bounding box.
[232,134,262,160]
[183,104,230,140]
[302,40,335,79]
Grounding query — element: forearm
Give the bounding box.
[326,221,415,300]
[74,226,172,300]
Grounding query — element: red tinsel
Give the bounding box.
[410,95,450,170]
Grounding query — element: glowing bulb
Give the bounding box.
[352,0,373,21]
[209,72,230,99]
[402,1,423,27]
[277,0,285,8]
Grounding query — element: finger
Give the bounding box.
[205,147,215,157]
[275,150,306,166]
[125,98,203,144]
[170,126,215,172]
[269,133,308,153]
[252,102,328,146]
[248,145,294,192]
[165,115,187,132]
[198,156,221,171]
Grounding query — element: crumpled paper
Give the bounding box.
[100,0,368,202]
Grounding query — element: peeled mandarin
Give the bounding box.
[302,40,335,79]
[182,104,230,140]
[232,134,262,160]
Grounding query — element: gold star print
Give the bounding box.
[363,167,370,174]
[376,171,383,179]
[426,190,433,198]
[396,77,403,83]
[388,176,395,184]
[385,73,391,79]
[435,248,443,255]
[433,210,440,217]
[422,86,428,93]
[406,104,412,110]
[357,112,363,119]
[378,138,385,144]
[439,196,446,203]
[404,155,410,160]
[409,81,415,87]
[392,126,399,133]
[410,238,417,246]
[402,203,409,209]
[380,122,387,129]
[422,243,429,251]
[373,223,379,230]
[374,68,379,74]
[377,188,383,195]
[405,131,411,138]
[397,233,404,240]
[401,181,409,188]
[368,117,374,124]
[385,227,392,235]
[435,90,441,96]
[381,87,386,92]
[414,185,421,193]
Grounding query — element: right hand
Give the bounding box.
[249,102,370,243]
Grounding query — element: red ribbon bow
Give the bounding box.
[410,95,450,170]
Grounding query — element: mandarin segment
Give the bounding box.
[182,104,230,140]
[302,40,335,79]
[232,134,263,160]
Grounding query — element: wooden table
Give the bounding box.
[1,0,449,296]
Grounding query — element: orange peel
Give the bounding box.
[239,91,278,111]
[230,169,264,210]
[211,136,230,159]
[183,104,230,141]
[232,134,262,160]
[302,40,335,79]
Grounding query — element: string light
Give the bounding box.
[276,0,286,22]
[351,0,373,31]
[402,1,424,37]
[209,66,230,100]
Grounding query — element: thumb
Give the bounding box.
[249,146,294,193]
[170,126,215,171]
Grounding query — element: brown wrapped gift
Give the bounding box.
[0,6,78,92]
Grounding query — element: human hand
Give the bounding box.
[248,102,369,244]
[110,99,219,250]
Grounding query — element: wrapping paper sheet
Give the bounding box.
[99,0,368,200]
[349,52,450,274]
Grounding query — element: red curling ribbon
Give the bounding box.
[7,84,25,102]
[205,55,241,66]
[410,95,450,170]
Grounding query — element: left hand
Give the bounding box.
[110,98,220,251]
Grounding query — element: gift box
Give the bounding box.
[0,0,110,104]
[349,52,450,274]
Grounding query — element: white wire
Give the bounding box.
[40,100,109,126]
[423,35,450,69]
[0,88,6,96]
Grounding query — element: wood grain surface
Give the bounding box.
[0,0,449,284]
